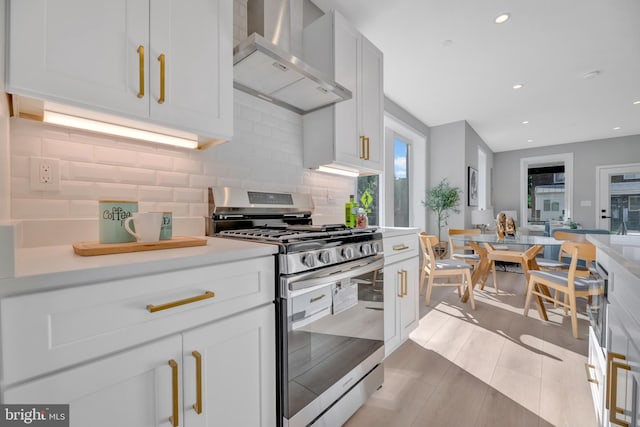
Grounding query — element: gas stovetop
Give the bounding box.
[218,224,377,244]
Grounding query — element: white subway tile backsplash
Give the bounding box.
[94,145,139,166]
[10,134,42,156]
[69,200,101,218]
[10,156,29,178]
[44,139,93,162]
[174,188,205,203]
[12,199,70,219]
[138,152,174,171]
[138,185,173,202]
[173,157,203,174]
[116,166,156,185]
[157,171,190,187]
[58,181,96,200]
[69,162,119,182]
[94,183,139,201]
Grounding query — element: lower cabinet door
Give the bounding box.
[399,256,419,340]
[2,335,182,427]
[182,303,276,427]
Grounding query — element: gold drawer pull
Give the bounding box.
[393,244,410,251]
[360,135,366,159]
[584,363,598,384]
[157,53,166,104]
[402,270,408,296]
[147,291,215,313]
[137,45,145,98]
[610,358,631,427]
[192,351,203,414]
[607,352,627,410]
[365,136,370,160]
[310,294,326,303]
[397,271,403,297]
[168,359,179,427]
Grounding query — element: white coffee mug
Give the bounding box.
[124,212,163,243]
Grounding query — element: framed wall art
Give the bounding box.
[468,166,478,206]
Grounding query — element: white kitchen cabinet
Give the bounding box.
[2,305,275,427]
[303,10,383,175]
[587,326,606,426]
[7,0,233,141]
[382,230,419,356]
[0,255,275,426]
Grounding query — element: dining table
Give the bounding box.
[451,233,563,320]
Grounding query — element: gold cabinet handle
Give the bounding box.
[137,45,145,98]
[157,53,166,104]
[147,291,215,313]
[584,363,598,384]
[360,136,366,159]
[397,271,403,297]
[365,137,370,160]
[402,270,408,296]
[610,358,631,427]
[192,351,203,415]
[393,244,410,251]
[607,352,627,410]
[168,359,179,427]
[310,294,326,303]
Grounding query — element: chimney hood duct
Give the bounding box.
[234,0,351,114]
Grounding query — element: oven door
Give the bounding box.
[279,255,385,427]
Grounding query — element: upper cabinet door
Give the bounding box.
[149,0,233,137]
[302,10,384,175]
[359,36,384,171]
[7,0,233,142]
[7,0,150,119]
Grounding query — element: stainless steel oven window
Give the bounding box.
[280,257,385,425]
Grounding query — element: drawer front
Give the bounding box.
[383,233,419,263]
[1,256,275,385]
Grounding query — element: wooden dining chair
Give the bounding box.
[523,241,603,338]
[448,228,498,293]
[536,240,593,277]
[553,230,586,242]
[420,233,475,309]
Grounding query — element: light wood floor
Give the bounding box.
[345,269,598,427]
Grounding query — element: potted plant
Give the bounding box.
[421,179,462,245]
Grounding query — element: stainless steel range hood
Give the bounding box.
[234,0,351,114]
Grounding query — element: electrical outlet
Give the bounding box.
[30,157,60,191]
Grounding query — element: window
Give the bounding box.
[393,138,410,226]
[520,153,573,228]
[356,175,379,226]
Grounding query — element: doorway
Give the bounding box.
[596,163,640,234]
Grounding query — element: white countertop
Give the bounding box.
[587,234,640,280]
[378,227,420,238]
[0,237,278,297]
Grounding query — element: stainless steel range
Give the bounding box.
[207,187,385,427]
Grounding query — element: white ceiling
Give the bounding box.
[310,0,640,153]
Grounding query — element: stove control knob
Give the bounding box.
[318,251,331,264]
[341,247,354,260]
[371,242,381,254]
[301,254,316,268]
[360,244,371,256]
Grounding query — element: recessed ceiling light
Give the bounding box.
[613,126,622,130]
[442,39,453,47]
[583,70,602,79]
[634,100,640,105]
[522,120,529,124]
[495,13,510,24]
[527,139,533,143]
[513,83,524,90]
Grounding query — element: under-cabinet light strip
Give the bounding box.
[42,110,199,149]
[316,166,359,177]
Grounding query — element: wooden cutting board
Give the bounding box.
[73,236,208,256]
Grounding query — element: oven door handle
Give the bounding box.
[286,257,384,294]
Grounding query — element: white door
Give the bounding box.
[596,163,640,234]
[149,0,233,137]
[182,304,276,427]
[2,335,182,427]
[7,0,149,119]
